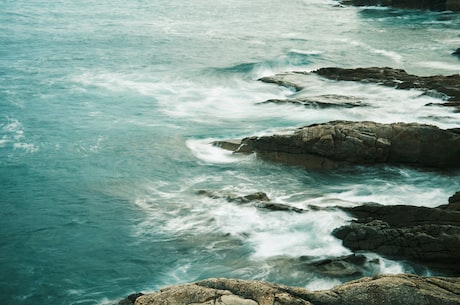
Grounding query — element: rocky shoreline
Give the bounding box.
[118,67,460,304]
[120,274,460,305]
[119,192,460,305]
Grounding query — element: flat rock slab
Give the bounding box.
[215,120,460,169]
[314,67,460,103]
[131,275,460,305]
[259,67,460,108]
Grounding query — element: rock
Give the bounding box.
[258,95,369,109]
[258,72,308,91]
[118,293,144,305]
[196,190,270,204]
[254,202,305,213]
[453,48,460,58]
[259,68,460,107]
[449,191,460,204]
[340,0,460,11]
[340,203,460,227]
[333,201,460,275]
[308,254,378,277]
[133,275,460,305]
[313,67,460,104]
[197,190,304,213]
[441,191,460,211]
[215,121,460,169]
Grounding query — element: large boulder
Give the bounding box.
[130,275,460,305]
[333,198,460,275]
[214,121,460,169]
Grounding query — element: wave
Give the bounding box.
[207,50,321,79]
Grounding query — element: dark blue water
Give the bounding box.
[1,1,460,304]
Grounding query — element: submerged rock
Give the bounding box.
[214,121,460,169]
[333,196,460,275]
[258,72,308,91]
[453,48,460,58]
[197,190,270,204]
[131,274,460,305]
[197,190,304,213]
[258,95,369,109]
[339,0,460,11]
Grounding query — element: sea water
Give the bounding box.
[1,1,460,304]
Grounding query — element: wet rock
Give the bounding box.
[340,0,460,11]
[313,67,460,104]
[259,68,460,107]
[453,48,460,58]
[196,190,270,204]
[197,190,304,213]
[254,202,305,213]
[134,275,460,305]
[215,121,460,169]
[118,293,144,305]
[308,254,378,277]
[258,95,369,109]
[258,72,308,91]
[333,199,460,275]
[340,203,460,227]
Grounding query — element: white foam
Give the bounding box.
[13,142,39,153]
[186,139,254,164]
[305,278,343,291]
[1,117,39,153]
[340,39,403,63]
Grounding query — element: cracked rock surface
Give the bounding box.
[131,275,460,305]
[215,120,460,169]
[333,200,460,275]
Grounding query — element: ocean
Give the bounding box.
[1,1,460,304]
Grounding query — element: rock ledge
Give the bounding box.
[128,274,460,305]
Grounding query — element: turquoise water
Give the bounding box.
[1,1,460,304]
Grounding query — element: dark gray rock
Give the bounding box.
[258,72,308,91]
[215,121,460,169]
[307,254,378,277]
[333,199,460,275]
[197,190,304,213]
[196,190,270,204]
[118,293,144,305]
[258,95,369,109]
[313,67,460,104]
[340,0,460,11]
[453,48,460,58]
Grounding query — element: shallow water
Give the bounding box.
[1,1,460,304]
